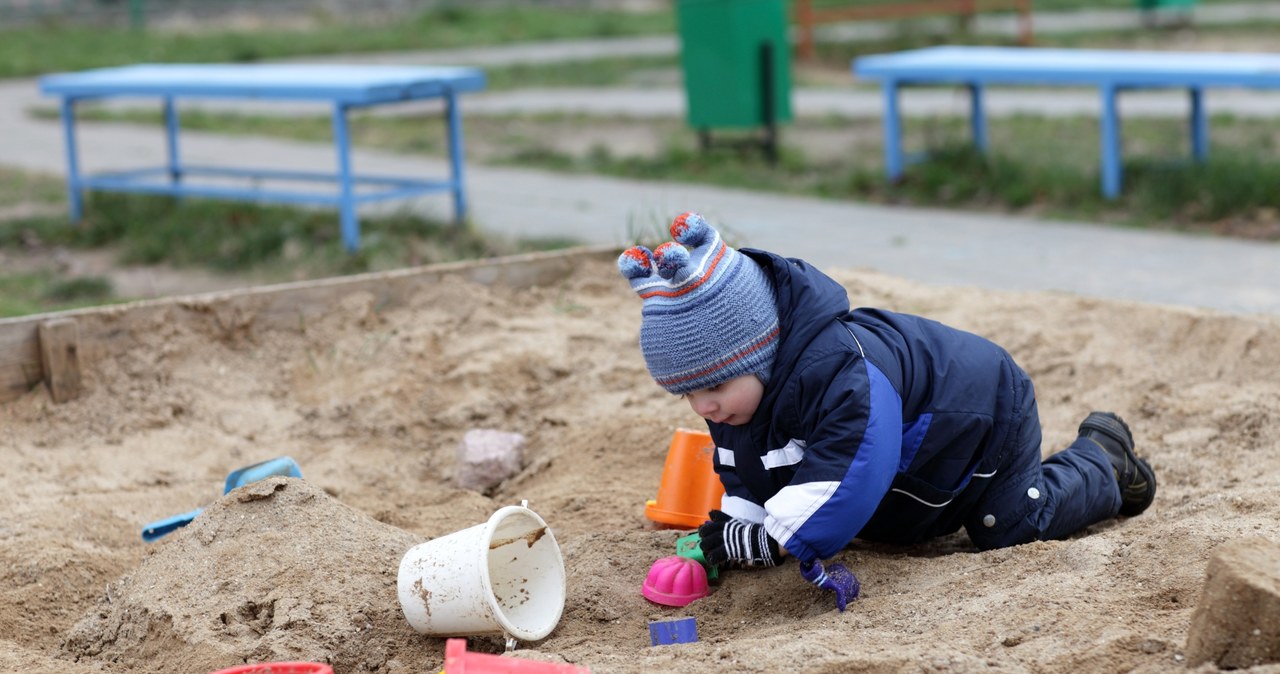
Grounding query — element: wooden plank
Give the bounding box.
[813,0,1025,22]
[794,0,1033,61]
[0,321,44,400]
[0,245,619,405]
[38,318,82,403]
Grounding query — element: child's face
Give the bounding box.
[684,374,764,426]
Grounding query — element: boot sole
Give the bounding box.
[1080,412,1156,517]
[1123,457,1157,517]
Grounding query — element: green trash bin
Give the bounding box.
[676,0,792,161]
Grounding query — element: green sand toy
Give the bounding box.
[676,531,719,580]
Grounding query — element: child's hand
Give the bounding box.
[697,510,784,568]
[798,560,860,612]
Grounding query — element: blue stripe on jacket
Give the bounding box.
[766,359,903,561]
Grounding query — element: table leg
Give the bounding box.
[58,97,84,222]
[882,81,904,181]
[331,102,360,252]
[445,91,468,225]
[1189,87,1208,162]
[968,83,988,152]
[1099,84,1122,199]
[163,96,183,186]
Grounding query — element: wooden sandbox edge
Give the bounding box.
[0,244,622,405]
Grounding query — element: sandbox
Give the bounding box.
[3,246,1280,673]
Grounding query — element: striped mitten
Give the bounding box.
[697,509,783,568]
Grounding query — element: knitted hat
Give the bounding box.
[617,212,780,395]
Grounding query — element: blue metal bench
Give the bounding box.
[40,63,486,251]
[853,46,1280,198]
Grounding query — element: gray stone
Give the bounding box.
[455,429,526,492]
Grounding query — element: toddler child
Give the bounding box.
[618,212,1157,611]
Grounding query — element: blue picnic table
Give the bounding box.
[40,63,487,251]
[853,46,1280,198]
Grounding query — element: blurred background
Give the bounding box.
[2,0,1276,316]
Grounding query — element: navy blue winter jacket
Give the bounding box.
[707,250,1028,564]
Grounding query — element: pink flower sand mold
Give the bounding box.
[642,555,710,607]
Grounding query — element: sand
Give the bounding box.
[3,255,1280,674]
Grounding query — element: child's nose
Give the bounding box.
[690,397,716,418]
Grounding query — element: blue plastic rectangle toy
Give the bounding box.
[649,617,698,646]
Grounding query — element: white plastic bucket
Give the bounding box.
[397,505,566,642]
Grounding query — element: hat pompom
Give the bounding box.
[670,212,713,247]
[653,241,690,280]
[618,246,655,280]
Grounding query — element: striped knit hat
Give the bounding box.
[617,212,780,395]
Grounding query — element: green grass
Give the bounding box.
[539,116,1280,239]
[56,104,1280,240]
[0,5,674,79]
[485,55,679,90]
[0,270,118,318]
[806,19,1280,69]
[0,168,64,208]
[4,0,1249,83]
[0,193,581,317]
[1,193,577,275]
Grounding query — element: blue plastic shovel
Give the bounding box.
[141,456,303,542]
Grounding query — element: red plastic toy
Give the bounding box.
[209,663,332,674]
[444,639,590,674]
[642,555,710,607]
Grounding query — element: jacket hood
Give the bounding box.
[740,249,851,390]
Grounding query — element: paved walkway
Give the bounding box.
[3,4,1280,315]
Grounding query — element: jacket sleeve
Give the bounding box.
[712,439,767,524]
[762,353,903,562]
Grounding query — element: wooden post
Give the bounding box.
[957,0,976,35]
[795,0,815,62]
[38,318,82,403]
[1017,0,1034,45]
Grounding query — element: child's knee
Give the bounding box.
[965,475,1052,550]
[967,509,1043,550]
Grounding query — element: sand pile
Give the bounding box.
[3,255,1280,673]
[62,478,422,673]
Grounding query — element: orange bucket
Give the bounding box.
[644,428,724,529]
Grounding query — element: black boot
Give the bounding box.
[1078,412,1156,517]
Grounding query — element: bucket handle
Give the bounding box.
[501,498,533,652]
